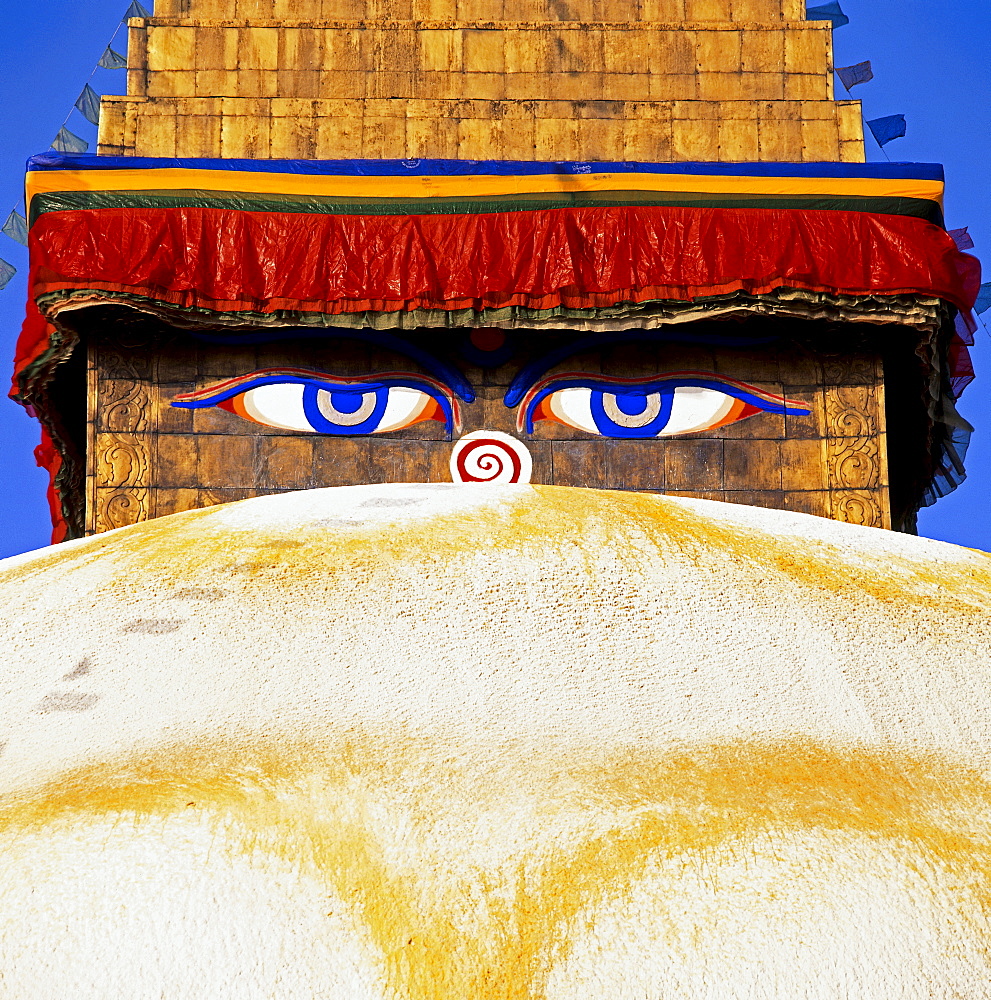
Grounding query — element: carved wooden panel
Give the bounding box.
[829,490,885,527]
[95,488,149,530]
[826,437,881,490]
[99,379,151,433]
[95,433,151,489]
[820,374,889,528]
[824,385,878,438]
[85,343,99,535]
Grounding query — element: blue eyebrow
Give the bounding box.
[504,330,778,407]
[172,373,441,407]
[187,327,475,403]
[519,375,810,433]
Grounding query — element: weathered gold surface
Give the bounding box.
[98,0,864,161]
[86,332,890,534]
[100,94,863,160]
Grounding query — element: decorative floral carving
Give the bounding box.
[826,437,880,491]
[96,435,150,489]
[98,488,148,531]
[101,378,150,433]
[817,351,877,386]
[831,490,884,527]
[824,386,877,439]
[97,328,155,381]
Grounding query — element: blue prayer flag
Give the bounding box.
[51,127,89,154]
[835,60,873,91]
[75,84,101,126]
[975,283,991,316]
[123,1,152,18]
[948,227,975,252]
[806,2,849,28]
[0,257,16,290]
[2,210,27,246]
[866,114,907,147]
[98,46,127,70]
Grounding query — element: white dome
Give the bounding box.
[0,484,989,999]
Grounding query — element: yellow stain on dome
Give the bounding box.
[10,487,989,618]
[54,485,989,650]
[3,487,990,994]
[4,736,991,999]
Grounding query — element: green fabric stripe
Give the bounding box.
[34,286,943,336]
[30,189,944,226]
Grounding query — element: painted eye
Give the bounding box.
[519,373,809,438]
[172,369,459,436]
[231,384,438,435]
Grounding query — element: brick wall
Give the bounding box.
[98,0,864,161]
[86,328,890,532]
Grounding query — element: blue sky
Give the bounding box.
[0,0,986,556]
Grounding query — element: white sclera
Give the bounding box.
[546,385,740,437]
[661,386,737,436]
[240,384,315,432]
[547,388,597,433]
[239,384,435,434]
[375,387,434,434]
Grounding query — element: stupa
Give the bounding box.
[0,484,989,996]
[10,0,978,541]
[1,2,986,995]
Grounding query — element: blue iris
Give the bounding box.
[588,389,674,438]
[301,385,390,435]
[331,392,363,414]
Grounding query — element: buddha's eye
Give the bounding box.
[172,369,459,435]
[518,373,809,438]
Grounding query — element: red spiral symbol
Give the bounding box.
[450,432,532,484]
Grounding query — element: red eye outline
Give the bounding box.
[172,368,461,436]
[517,371,810,437]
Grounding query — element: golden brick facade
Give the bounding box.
[84,328,891,533]
[98,0,865,161]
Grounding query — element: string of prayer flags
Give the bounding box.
[123,1,151,18]
[74,84,101,126]
[806,2,849,28]
[836,61,873,91]
[0,258,16,291]
[2,210,27,247]
[949,228,975,252]
[51,127,89,154]
[98,46,127,70]
[0,1,143,296]
[975,283,991,316]
[866,114,907,147]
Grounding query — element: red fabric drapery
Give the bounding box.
[14,202,981,381]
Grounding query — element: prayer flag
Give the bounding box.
[866,114,907,147]
[123,1,151,19]
[98,46,127,70]
[51,127,89,154]
[949,227,975,252]
[75,84,101,126]
[835,60,873,90]
[2,210,27,246]
[975,283,991,316]
[0,257,16,290]
[806,2,849,28]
